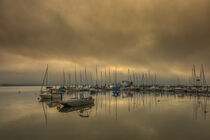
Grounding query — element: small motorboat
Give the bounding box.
[60,96,94,107]
[59,103,94,113]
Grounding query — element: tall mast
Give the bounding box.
[96,65,98,87]
[63,69,66,86]
[41,64,48,91]
[138,74,141,86]
[90,72,93,86]
[75,65,77,87]
[109,67,111,86]
[85,67,88,86]
[136,73,139,87]
[80,70,82,86]
[100,71,103,87]
[133,71,135,86]
[68,73,71,86]
[46,64,48,87]
[154,73,157,86]
[128,69,130,81]
[148,71,150,86]
[142,72,145,86]
[115,67,117,87]
[200,64,206,87]
[105,67,107,86]
[176,77,180,86]
[145,73,148,86]
[192,64,196,86]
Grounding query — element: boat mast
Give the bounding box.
[96,65,98,87]
[138,73,141,87]
[46,65,48,87]
[105,67,107,86]
[75,65,77,87]
[68,73,71,86]
[154,73,157,86]
[148,71,151,86]
[141,73,144,86]
[85,67,88,86]
[200,64,206,87]
[115,67,117,87]
[100,71,103,87]
[80,69,82,86]
[128,69,130,81]
[133,71,135,86]
[63,69,66,86]
[41,64,48,91]
[90,72,93,86]
[145,73,148,86]
[109,67,111,86]
[136,73,139,87]
[192,64,196,86]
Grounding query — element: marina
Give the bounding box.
[38,64,210,100]
[1,0,210,139]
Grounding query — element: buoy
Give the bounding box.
[57,104,61,110]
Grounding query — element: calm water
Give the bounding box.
[0,86,210,140]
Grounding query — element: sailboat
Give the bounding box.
[113,67,120,96]
[59,69,67,93]
[60,95,94,107]
[40,65,61,99]
[40,65,52,99]
[90,65,99,93]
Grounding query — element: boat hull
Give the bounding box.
[59,103,94,113]
[60,98,94,107]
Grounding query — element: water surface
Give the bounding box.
[0,86,209,140]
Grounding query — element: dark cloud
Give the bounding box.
[0,0,210,84]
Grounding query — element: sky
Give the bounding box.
[0,0,210,85]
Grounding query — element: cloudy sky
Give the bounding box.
[0,0,210,85]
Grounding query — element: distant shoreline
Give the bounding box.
[0,84,41,87]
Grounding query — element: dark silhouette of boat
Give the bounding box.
[59,103,94,113]
[60,96,94,107]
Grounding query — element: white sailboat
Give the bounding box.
[39,65,62,99]
[40,64,52,99]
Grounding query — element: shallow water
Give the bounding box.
[0,86,210,140]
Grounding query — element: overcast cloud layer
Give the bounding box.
[0,0,210,84]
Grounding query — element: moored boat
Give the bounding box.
[60,96,94,107]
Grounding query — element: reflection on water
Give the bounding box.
[1,86,210,140]
[59,104,94,116]
[193,96,208,120]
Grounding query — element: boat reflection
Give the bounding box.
[193,96,208,120]
[39,98,62,127]
[122,91,134,98]
[39,98,61,108]
[38,91,210,123]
